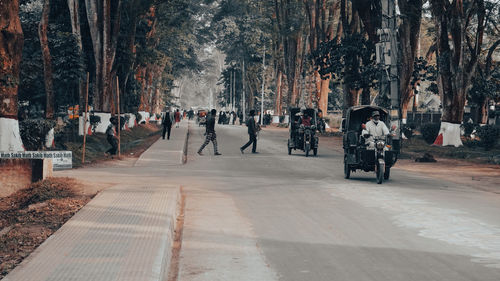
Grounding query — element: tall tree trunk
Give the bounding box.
[137,66,147,111]
[340,0,361,110]
[431,0,484,146]
[85,0,103,111]
[275,70,283,115]
[398,0,422,122]
[361,87,370,105]
[0,0,24,151]
[84,0,121,112]
[67,0,85,112]
[39,0,54,119]
[319,76,330,112]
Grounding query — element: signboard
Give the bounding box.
[0,151,72,170]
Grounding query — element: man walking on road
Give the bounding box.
[198,109,221,156]
[240,109,258,154]
[162,111,173,140]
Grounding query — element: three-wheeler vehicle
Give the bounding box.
[342,105,399,184]
[287,107,319,157]
[197,110,207,126]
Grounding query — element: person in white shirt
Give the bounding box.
[363,111,389,149]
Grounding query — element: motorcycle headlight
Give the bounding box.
[376,141,385,150]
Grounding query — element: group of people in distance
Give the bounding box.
[218,111,237,125]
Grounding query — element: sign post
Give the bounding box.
[82,72,89,164]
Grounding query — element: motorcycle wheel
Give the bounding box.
[376,159,385,184]
[344,160,350,179]
[313,148,318,156]
[384,167,390,180]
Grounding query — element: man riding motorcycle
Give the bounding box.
[362,111,389,149]
[299,112,312,127]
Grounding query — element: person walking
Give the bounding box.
[198,109,221,156]
[105,117,118,156]
[174,109,181,128]
[231,111,236,125]
[162,111,173,140]
[240,109,258,154]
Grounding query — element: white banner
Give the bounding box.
[0,151,72,170]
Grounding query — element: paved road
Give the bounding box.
[164,123,500,281]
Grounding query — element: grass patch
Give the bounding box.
[402,136,500,164]
[56,124,161,168]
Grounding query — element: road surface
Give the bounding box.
[56,122,500,281]
[167,123,500,281]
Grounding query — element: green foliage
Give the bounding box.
[402,123,416,139]
[420,123,441,144]
[476,125,500,150]
[19,1,44,107]
[461,122,476,138]
[468,66,500,106]
[312,34,380,91]
[19,119,57,150]
[89,115,101,132]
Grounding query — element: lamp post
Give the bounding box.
[260,45,265,125]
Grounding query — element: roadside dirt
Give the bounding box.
[0,178,92,278]
[395,159,500,194]
[0,125,162,278]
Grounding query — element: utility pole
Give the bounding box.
[242,59,246,123]
[229,69,232,111]
[376,0,401,151]
[209,88,213,110]
[232,69,236,112]
[260,45,265,125]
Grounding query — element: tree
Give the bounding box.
[0,0,25,151]
[467,1,500,124]
[312,33,379,108]
[304,0,338,114]
[39,0,54,119]
[430,0,486,146]
[398,0,423,121]
[84,0,122,112]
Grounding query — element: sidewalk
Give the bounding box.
[3,120,190,281]
[135,120,189,167]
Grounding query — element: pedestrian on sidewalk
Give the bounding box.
[198,109,221,156]
[105,117,118,156]
[174,109,181,128]
[162,111,173,140]
[240,109,259,154]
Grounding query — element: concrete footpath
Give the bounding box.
[3,120,190,281]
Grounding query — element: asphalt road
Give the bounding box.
[108,121,497,281]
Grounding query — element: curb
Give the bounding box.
[159,186,182,281]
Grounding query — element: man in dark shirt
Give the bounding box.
[198,109,221,156]
[162,112,173,140]
[240,109,258,154]
[105,117,118,156]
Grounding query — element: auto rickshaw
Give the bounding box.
[197,110,207,126]
[342,105,399,184]
[287,107,319,157]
